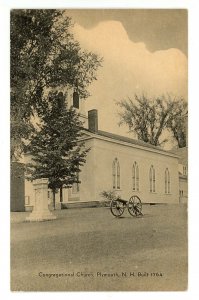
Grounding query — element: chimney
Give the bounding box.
[88,109,98,133]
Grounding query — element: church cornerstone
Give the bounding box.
[26,178,56,221]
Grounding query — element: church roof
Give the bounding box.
[83,128,177,156]
[98,130,163,151]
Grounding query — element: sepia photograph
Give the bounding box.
[10,9,188,292]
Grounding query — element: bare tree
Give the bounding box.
[117,94,187,147]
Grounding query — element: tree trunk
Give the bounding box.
[60,186,63,203]
[52,190,56,210]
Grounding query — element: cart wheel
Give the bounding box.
[110,199,125,217]
[128,195,142,217]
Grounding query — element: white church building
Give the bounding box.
[24,93,182,211]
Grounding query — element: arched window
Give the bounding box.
[132,162,139,191]
[149,165,155,193]
[73,91,79,109]
[183,165,187,176]
[165,168,170,194]
[112,158,120,189]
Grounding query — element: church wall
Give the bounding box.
[91,138,179,204]
[24,137,180,207]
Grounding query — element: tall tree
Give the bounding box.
[167,108,188,148]
[25,92,89,209]
[117,94,187,147]
[11,9,102,159]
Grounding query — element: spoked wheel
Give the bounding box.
[128,195,142,217]
[110,199,125,217]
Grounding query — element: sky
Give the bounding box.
[64,9,188,141]
[68,9,188,55]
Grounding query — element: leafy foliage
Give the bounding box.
[117,94,187,148]
[11,9,102,159]
[25,92,90,207]
[167,105,187,148]
[100,190,121,206]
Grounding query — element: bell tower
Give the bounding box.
[67,88,88,129]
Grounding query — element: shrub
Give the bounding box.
[99,190,121,207]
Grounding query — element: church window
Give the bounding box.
[112,158,120,189]
[183,165,187,176]
[132,162,139,191]
[165,168,170,194]
[149,165,156,192]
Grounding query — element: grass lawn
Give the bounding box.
[10,204,188,291]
